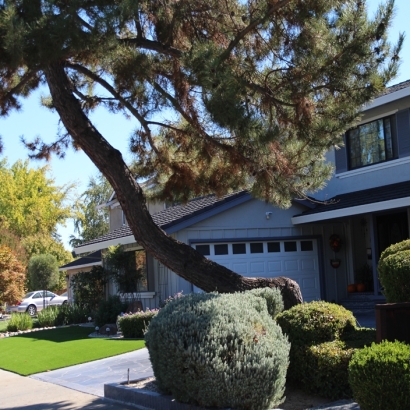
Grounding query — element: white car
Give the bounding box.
[8,291,68,316]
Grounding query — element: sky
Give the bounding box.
[0,0,409,251]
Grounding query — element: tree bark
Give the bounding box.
[44,62,303,310]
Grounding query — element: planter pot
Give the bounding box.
[375,302,410,344]
[330,259,341,268]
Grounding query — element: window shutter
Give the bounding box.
[396,109,410,158]
[334,136,348,173]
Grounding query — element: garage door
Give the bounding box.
[193,239,321,302]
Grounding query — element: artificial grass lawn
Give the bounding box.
[0,326,145,376]
[0,319,8,332]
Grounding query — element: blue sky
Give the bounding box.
[0,0,409,250]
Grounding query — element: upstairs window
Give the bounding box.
[347,116,393,169]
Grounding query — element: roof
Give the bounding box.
[365,79,410,111]
[380,79,410,96]
[59,250,102,271]
[292,181,410,224]
[74,191,252,254]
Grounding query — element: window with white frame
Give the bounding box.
[347,116,394,169]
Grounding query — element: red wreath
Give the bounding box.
[329,234,342,252]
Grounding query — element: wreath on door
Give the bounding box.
[329,234,342,252]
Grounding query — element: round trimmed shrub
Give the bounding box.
[378,248,410,302]
[275,301,356,384]
[379,239,410,264]
[349,340,410,410]
[275,301,356,346]
[145,291,290,410]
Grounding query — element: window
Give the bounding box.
[232,243,246,254]
[284,242,297,252]
[301,241,313,251]
[113,250,148,293]
[267,242,281,252]
[214,244,228,255]
[250,243,264,253]
[347,116,394,169]
[196,244,210,256]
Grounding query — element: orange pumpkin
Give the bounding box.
[348,284,357,293]
[356,283,366,292]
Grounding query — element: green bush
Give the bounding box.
[246,287,284,318]
[379,239,410,264]
[145,291,290,410]
[304,340,355,399]
[275,301,356,347]
[118,309,158,338]
[94,295,127,327]
[275,301,356,389]
[378,248,410,302]
[54,303,92,326]
[37,306,59,327]
[349,340,410,410]
[7,313,33,331]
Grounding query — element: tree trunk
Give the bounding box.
[44,62,302,310]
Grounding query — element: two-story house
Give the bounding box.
[62,80,410,309]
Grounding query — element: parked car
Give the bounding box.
[7,291,68,316]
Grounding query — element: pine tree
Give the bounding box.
[0,0,403,306]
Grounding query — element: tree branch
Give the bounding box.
[218,0,292,62]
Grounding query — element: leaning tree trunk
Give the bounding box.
[44,62,302,310]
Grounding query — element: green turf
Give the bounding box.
[0,320,8,332]
[0,326,145,376]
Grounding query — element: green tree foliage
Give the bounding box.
[28,254,59,291]
[70,174,111,247]
[0,245,26,305]
[0,0,403,297]
[70,266,108,311]
[0,159,73,265]
[0,1,402,205]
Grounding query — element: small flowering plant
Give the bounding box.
[117,308,159,338]
[160,290,184,307]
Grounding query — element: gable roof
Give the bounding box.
[59,250,102,271]
[74,191,252,254]
[292,181,410,224]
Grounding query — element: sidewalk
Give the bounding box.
[0,368,139,410]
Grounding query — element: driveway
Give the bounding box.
[30,348,153,397]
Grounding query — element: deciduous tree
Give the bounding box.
[0,0,403,307]
[28,254,59,292]
[69,173,111,247]
[0,245,26,306]
[0,159,73,265]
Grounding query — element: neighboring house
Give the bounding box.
[66,80,410,309]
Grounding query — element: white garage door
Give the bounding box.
[193,239,321,302]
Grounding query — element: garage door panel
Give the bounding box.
[284,260,299,271]
[250,261,265,274]
[232,262,248,274]
[267,261,282,272]
[300,259,315,270]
